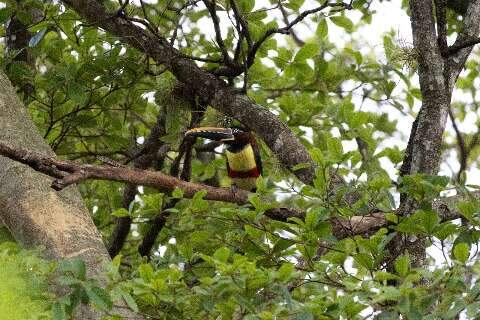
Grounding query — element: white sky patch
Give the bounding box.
[142,91,156,103]
[299,126,313,144]
[155,245,167,257]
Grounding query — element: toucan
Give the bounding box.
[185,127,263,192]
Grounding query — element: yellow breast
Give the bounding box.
[226,145,257,172]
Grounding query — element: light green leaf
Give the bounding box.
[121,291,139,312]
[213,247,230,263]
[316,19,328,38]
[295,43,320,61]
[454,243,469,264]
[330,16,354,31]
[52,303,66,320]
[112,208,129,218]
[172,188,184,199]
[394,254,410,277]
[277,263,294,281]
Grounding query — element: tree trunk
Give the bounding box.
[0,71,140,319]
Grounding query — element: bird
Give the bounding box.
[185,126,262,192]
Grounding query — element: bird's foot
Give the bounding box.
[230,184,238,195]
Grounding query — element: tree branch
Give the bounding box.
[447,0,480,88]
[448,37,480,55]
[435,0,448,55]
[394,0,449,268]
[448,107,468,181]
[61,0,316,185]
[203,0,233,65]
[0,141,474,243]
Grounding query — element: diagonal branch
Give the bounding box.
[61,0,316,185]
[448,37,480,55]
[447,0,480,88]
[279,3,305,46]
[203,0,233,65]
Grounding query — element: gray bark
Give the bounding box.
[395,0,480,268]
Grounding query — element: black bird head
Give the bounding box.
[185,126,251,147]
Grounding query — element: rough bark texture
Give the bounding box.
[395,0,480,268]
[0,72,141,319]
[61,0,316,185]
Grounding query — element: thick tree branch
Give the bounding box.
[0,141,473,243]
[396,0,480,268]
[0,141,249,204]
[448,37,480,55]
[395,0,449,268]
[61,0,316,185]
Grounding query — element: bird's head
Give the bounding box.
[185,126,252,146]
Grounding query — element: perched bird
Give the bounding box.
[185,127,262,191]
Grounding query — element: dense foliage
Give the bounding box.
[2,0,480,319]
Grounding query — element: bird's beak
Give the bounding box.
[185,127,235,141]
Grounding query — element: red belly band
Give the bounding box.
[228,167,261,178]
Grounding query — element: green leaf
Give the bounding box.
[316,19,328,38]
[418,210,439,234]
[284,0,304,10]
[171,188,184,199]
[238,0,255,13]
[354,253,373,269]
[85,286,113,311]
[52,302,66,320]
[67,81,87,104]
[330,16,353,31]
[272,238,295,253]
[291,162,312,171]
[327,136,344,162]
[0,7,13,24]
[191,190,208,211]
[213,247,230,263]
[111,208,129,217]
[244,224,263,239]
[139,263,154,281]
[294,43,320,62]
[72,258,86,280]
[121,291,139,312]
[453,243,469,264]
[277,263,294,281]
[293,311,314,320]
[457,201,477,222]
[385,81,396,98]
[394,255,410,277]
